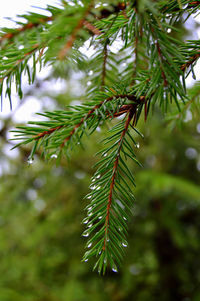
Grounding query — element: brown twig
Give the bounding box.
[0,44,39,83]
[101,42,108,88]
[102,107,135,251]
[156,41,168,86]
[34,125,63,140]
[60,94,141,148]
[32,94,142,147]
[0,17,53,45]
[58,2,94,60]
[180,51,200,72]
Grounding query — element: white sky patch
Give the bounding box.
[0,0,59,28]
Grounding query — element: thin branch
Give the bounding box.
[0,17,53,45]
[58,1,94,60]
[60,94,140,148]
[101,42,108,89]
[180,51,200,72]
[0,44,39,83]
[103,107,135,251]
[156,41,168,86]
[83,20,101,36]
[32,94,142,146]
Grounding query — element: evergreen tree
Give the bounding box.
[0,0,200,273]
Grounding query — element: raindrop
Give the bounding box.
[51,154,57,159]
[103,152,107,157]
[83,219,89,224]
[123,216,127,220]
[107,238,110,242]
[112,267,118,273]
[98,216,102,220]
[87,195,92,199]
[84,259,88,262]
[96,174,101,179]
[88,223,93,228]
[122,242,128,247]
[96,126,101,132]
[87,206,93,211]
[28,158,33,165]
[90,185,97,190]
[99,251,101,255]
[136,142,140,148]
[87,243,92,248]
[88,212,92,217]
[92,178,95,182]
[82,232,89,237]
[96,186,101,190]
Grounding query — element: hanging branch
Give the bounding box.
[102,107,135,251]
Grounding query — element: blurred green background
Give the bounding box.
[0,85,200,300]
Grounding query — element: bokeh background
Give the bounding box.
[0,1,200,300]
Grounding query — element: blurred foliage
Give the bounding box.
[0,106,200,300]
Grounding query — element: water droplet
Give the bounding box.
[84,259,88,262]
[88,206,92,211]
[88,212,92,217]
[28,158,33,165]
[96,186,101,190]
[96,126,101,132]
[82,231,89,237]
[123,216,127,221]
[98,216,102,220]
[136,142,140,148]
[77,142,80,145]
[88,223,93,228]
[96,174,101,179]
[51,154,57,159]
[112,267,118,273]
[107,238,110,242]
[87,243,92,248]
[83,219,89,224]
[103,152,107,157]
[90,185,97,190]
[99,251,101,255]
[122,242,128,247]
[92,178,95,182]
[118,227,122,232]
[87,195,92,199]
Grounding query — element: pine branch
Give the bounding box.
[58,1,94,60]
[0,16,53,46]
[12,91,142,159]
[82,105,142,274]
[102,107,135,252]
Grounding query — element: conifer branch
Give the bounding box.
[103,107,135,252]
[58,1,94,60]
[181,51,200,72]
[0,17,53,45]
